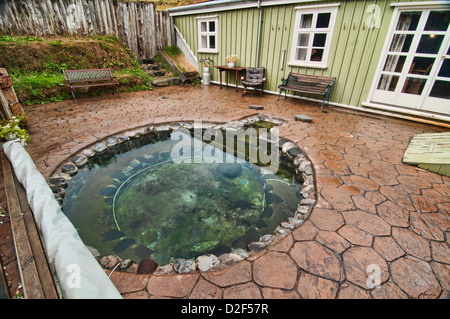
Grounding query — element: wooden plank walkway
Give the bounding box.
[1,151,58,299]
[403,132,450,177]
[0,257,9,299]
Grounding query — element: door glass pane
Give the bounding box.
[313,33,327,47]
[424,11,450,31]
[409,57,434,75]
[311,49,323,61]
[402,77,427,95]
[300,14,313,28]
[209,21,215,32]
[297,33,309,46]
[438,59,450,78]
[378,74,399,91]
[429,80,450,99]
[416,34,444,54]
[296,48,307,60]
[389,34,413,53]
[209,36,215,49]
[396,12,421,31]
[201,22,207,32]
[383,55,406,73]
[316,13,331,28]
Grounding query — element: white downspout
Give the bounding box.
[256,0,263,67]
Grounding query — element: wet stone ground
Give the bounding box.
[1,84,449,299]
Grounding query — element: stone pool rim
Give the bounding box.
[47,114,317,275]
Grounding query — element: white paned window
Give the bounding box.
[197,16,218,53]
[289,4,339,68]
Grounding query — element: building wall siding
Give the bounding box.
[173,0,427,108]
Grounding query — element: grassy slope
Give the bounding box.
[0,36,152,105]
[0,1,207,105]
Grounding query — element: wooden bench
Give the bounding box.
[63,68,120,102]
[277,72,336,109]
[1,152,59,299]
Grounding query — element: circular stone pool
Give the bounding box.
[51,117,315,272]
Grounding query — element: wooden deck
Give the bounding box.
[402,132,450,177]
[0,257,9,299]
[1,151,59,299]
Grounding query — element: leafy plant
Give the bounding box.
[0,114,31,145]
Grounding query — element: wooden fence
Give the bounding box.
[0,0,175,59]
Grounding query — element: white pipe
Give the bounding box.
[256,0,263,67]
[2,140,122,299]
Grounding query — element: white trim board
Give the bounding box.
[168,0,328,16]
[174,26,198,70]
[207,81,450,127]
[391,1,450,8]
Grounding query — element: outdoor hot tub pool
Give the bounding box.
[54,118,313,268]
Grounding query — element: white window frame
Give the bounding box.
[197,16,218,53]
[288,4,339,69]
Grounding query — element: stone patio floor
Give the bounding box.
[2,84,450,299]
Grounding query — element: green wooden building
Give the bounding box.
[168,0,450,126]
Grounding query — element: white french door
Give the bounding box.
[372,8,450,116]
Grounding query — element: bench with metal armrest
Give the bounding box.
[63,68,120,102]
[278,72,335,109]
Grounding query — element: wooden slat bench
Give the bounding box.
[63,68,120,102]
[277,72,336,109]
[1,152,59,299]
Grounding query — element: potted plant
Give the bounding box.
[199,58,213,73]
[199,58,214,85]
[0,114,30,146]
[225,55,238,68]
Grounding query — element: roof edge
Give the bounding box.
[167,0,327,15]
[167,0,249,13]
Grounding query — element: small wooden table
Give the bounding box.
[215,66,246,92]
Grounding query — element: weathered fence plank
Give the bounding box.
[0,0,175,59]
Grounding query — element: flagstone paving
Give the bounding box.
[5,84,450,298]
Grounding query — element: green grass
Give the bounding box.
[163,45,186,72]
[12,65,155,105]
[154,52,176,75]
[0,35,43,43]
[11,71,68,105]
[2,35,161,104]
[163,45,182,57]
